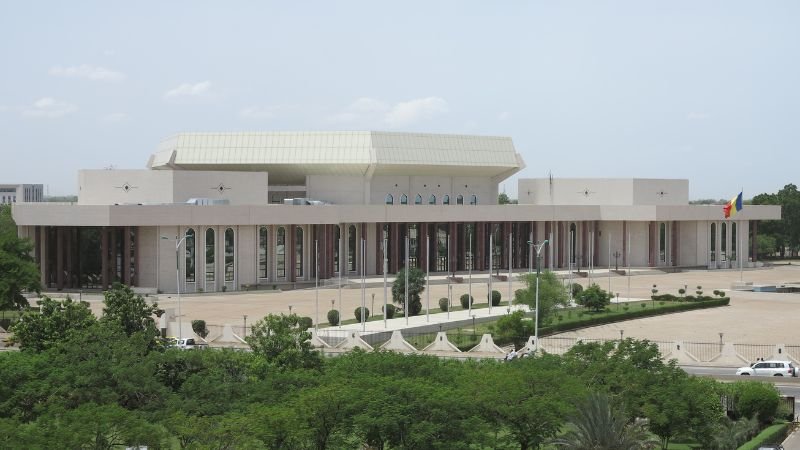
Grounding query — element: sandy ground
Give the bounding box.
[46,264,800,345]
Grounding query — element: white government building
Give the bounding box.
[11,131,780,293]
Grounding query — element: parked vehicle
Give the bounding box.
[736,360,798,377]
[176,338,206,350]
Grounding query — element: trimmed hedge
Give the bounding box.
[383,304,396,319]
[354,307,370,322]
[539,298,730,336]
[490,290,501,306]
[460,294,473,309]
[327,309,340,326]
[737,422,789,450]
[439,297,449,312]
[298,316,313,330]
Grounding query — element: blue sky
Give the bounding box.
[1,1,797,198]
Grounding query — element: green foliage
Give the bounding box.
[678,288,686,297]
[0,206,41,312]
[327,309,340,326]
[298,316,313,330]
[459,293,473,309]
[757,234,777,258]
[191,319,209,338]
[245,313,321,371]
[490,311,534,347]
[550,392,657,449]
[498,192,513,204]
[391,267,425,316]
[354,307,370,322]
[576,283,611,312]
[571,283,583,297]
[514,270,569,327]
[726,381,782,425]
[382,303,396,319]
[737,422,791,450]
[101,283,160,338]
[752,183,800,257]
[438,297,449,311]
[490,289,501,306]
[11,296,96,351]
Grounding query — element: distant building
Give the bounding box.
[0,184,43,204]
[11,131,780,293]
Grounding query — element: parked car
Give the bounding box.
[736,360,798,377]
[177,338,208,350]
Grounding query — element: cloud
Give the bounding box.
[328,96,448,127]
[384,97,449,127]
[686,112,710,121]
[164,81,212,99]
[49,64,125,82]
[101,112,127,122]
[240,106,277,120]
[22,97,77,118]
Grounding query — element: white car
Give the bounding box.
[736,360,798,377]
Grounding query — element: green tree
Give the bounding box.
[576,283,611,312]
[245,313,322,370]
[191,319,209,338]
[514,270,569,326]
[101,283,159,337]
[0,205,41,312]
[498,193,516,204]
[11,296,96,351]
[551,392,657,449]
[391,267,425,316]
[753,184,800,257]
[726,381,782,425]
[644,375,723,449]
[757,234,777,258]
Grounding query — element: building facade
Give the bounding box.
[1,184,43,205]
[11,131,781,293]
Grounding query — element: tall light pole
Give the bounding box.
[315,239,319,330]
[161,233,189,341]
[532,239,549,354]
[383,237,388,327]
[405,235,409,326]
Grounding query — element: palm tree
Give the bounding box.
[712,417,757,450]
[551,392,658,450]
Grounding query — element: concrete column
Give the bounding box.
[671,221,679,266]
[544,222,552,270]
[288,225,296,282]
[420,223,428,272]
[648,221,656,267]
[476,222,484,272]
[431,223,439,272]
[132,227,138,286]
[390,222,399,273]
[123,226,131,284]
[594,221,601,267]
[751,220,758,262]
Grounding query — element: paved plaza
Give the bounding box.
[59,263,800,344]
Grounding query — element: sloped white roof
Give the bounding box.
[148,131,523,183]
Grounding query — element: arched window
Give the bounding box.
[348,225,357,271]
[443,195,450,205]
[205,228,215,282]
[385,194,393,205]
[457,194,464,205]
[295,227,304,277]
[414,194,422,205]
[277,227,286,278]
[258,227,268,279]
[721,223,727,261]
[224,228,235,282]
[185,228,196,283]
[428,194,436,204]
[470,194,478,205]
[710,223,716,261]
[400,194,408,205]
[659,223,667,263]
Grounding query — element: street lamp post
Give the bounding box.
[161,234,189,341]
[243,315,248,338]
[619,329,624,341]
[530,240,549,354]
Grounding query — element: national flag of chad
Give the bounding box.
[723,192,743,219]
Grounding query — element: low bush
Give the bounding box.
[191,319,209,338]
[438,297,449,312]
[538,297,730,336]
[383,304,396,319]
[298,316,313,330]
[738,422,790,450]
[570,283,583,297]
[354,307,370,322]
[327,309,340,326]
[460,294,473,309]
[490,290,501,306]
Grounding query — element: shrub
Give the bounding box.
[728,381,782,425]
[678,288,686,297]
[191,319,209,338]
[623,305,629,312]
[298,316,313,330]
[490,290,501,306]
[354,307,370,322]
[713,289,721,296]
[383,304,396,319]
[460,294,473,309]
[438,297,449,312]
[571,283,583,297]
[327,309,340,326]
[696,285,703,296]
[641,303,647,308]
